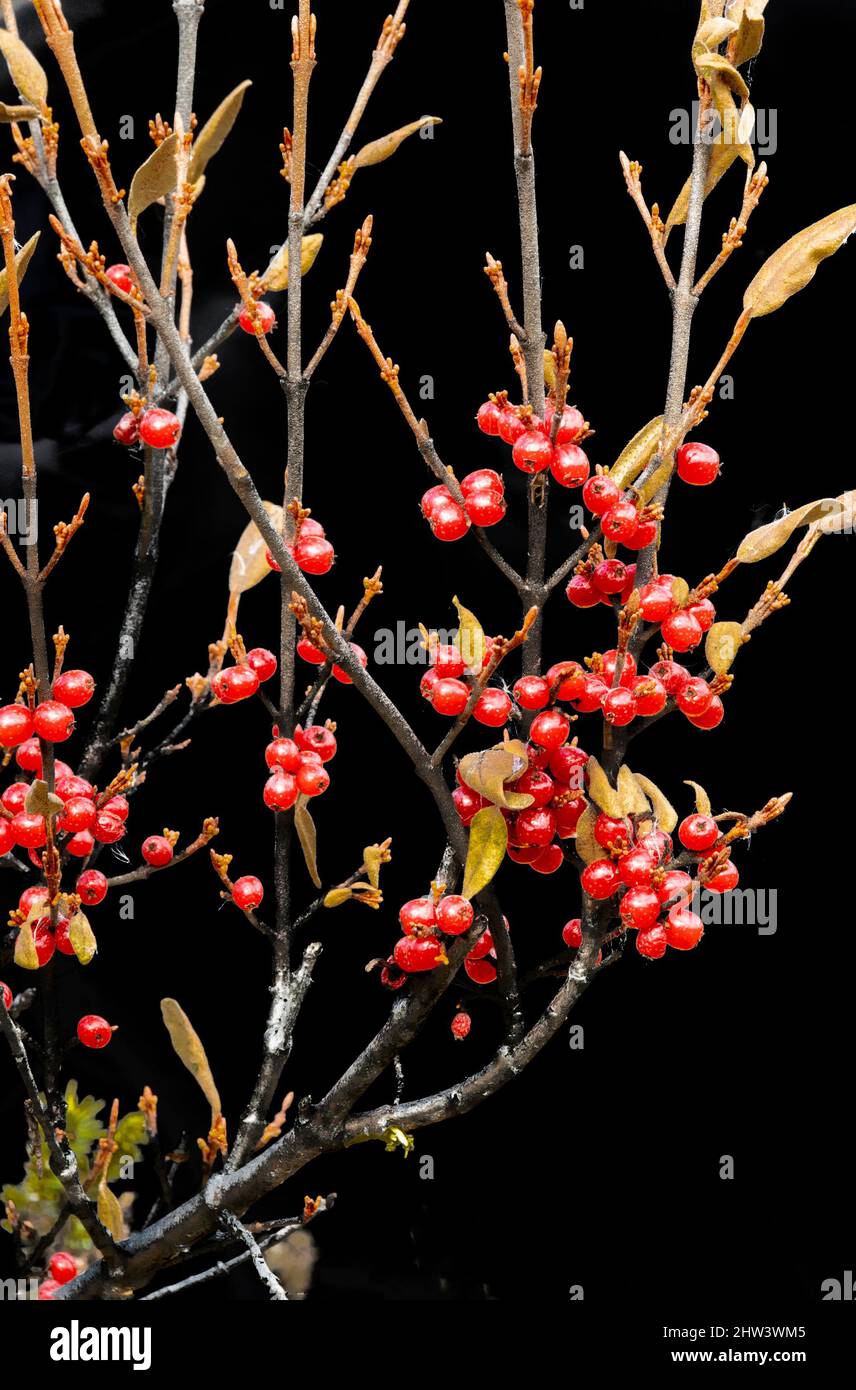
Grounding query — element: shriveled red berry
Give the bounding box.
[473,688,512,727]
[138,408,181,450]
[450,1011,471,1040]
[264,771,299,811]
[562,918,582,949]
[94,811,125,844]
[77,1015,113,1049]
[239,300,277,334]
[53,670,95,709]
[113,411,139,446]
[679,814,719,852]
[432,678,470,717]
[636,925,668,959]
[530,708,571,750]
[77,869,108,906]
[550,443,590,488]
[212,665,260,704]
[665,905,705,950]
[661,609,703,653]
[246,648,277,683]
[0,704,34,747]
[142,835,173,867]
[49,1252,78,1285]
[33,701,74,743]
[394,936,444,973]
[476,400,503,436]
[582,475,620,516]
[436,895,474,936]
[106,263,133,294]
[676,441,720,486]
[233,876,264,910]
[581,859,621,900]
[512,430,554,475]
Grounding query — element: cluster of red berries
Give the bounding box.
[265,515,335,577]
[578,811,738,958]
[420,470,507,541]
[36,1250,79,1300]
[263,723,336,811]
[476,397,591,488]
[419,640,511,725]
[212,647,277,707]
[297,632,368,684]
[113,407,182,450]
[386,893,504,986]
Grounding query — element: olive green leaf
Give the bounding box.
[452,596,487,674]
[743,204,856,318]
[261,233,324,293]
[0,29,48,107]
[574,805,600,864]
[632,775,678,833]
[188,80,252,183]
[735,497,844,562]
[706,621,744,675]
[228,501,284,593]
[128,132,181,227]
[97,1176,125,1242]
[543,350,557,394]
[0,231,40,318]
[684,780,712,817]
[462,805,508,900]
[671,576,690,608]
[13,921,39,971]
[585,757,624,820]
[609,416,664,491]
[160,999,221,1124]
[294,795,321,889]
[68,910,98,966]
[353,116,441,169]
[457,741,532,810]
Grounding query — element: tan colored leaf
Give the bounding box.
[97,1177,125,1242]
[294,796,321,889]
[0,29,48,107]
[735,498,844,563]
[684,780,712,817]
[188,80,252,183]
[695,52,750,101]
[452,596,486,675]
[462,805,507,900]
[743,205,856,319]
[160,999,221,1123]
[324,887,352,908]
[732,7,766,66]
[457,744,532,810]
[574,804,600,864]
[353,117,441,169]
[666,138,742,231]
[0,232,40,318]
[618,765,650,817]
[228,501,284,593]
[671,576,690,608]
[609,416,664,491]
[696,17,738,48]
[14,922,39,971]
[585,757,624,820]
[68,910,97,966]
[24,779,63,820]
[128,131,181,227]
[262,234,324,293]
[633,775,678,833]
[706,621,744,675]
[543,351,557,394]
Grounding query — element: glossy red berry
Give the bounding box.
[432,501,470,541]
[562,918,582,949]
[594,813,630,850]
[33,701,75,743]
[466,490,506,527]
[473,688,512,727]
[105,263,133,294]
[704,859,739,893]
[687,694,724,730]
[18,886,49,915]
[66,829,95,858]
[58,796,97,835]
[678,814,719,852]
[640,827,674,863]
[601,687,637,726]
[264,771,299,811]
[453,784,487,825]
[498,407,527,445]
[297,724,337,763]
[636,924,668,959]
[639,581,674,624]
[77,1015,113,1049]
[138,408,181,450]
[657,869,693,906]
[56,774,95,801]
[436,895,474,936]
[0,704,34,747]
[620,886,660,930]
[432,678,470,717]
[476,400,503,436]
[54,915,77,956]
[601,499,639,544]
[592,559,627,595]
[530,843,564,874]
[624,516,659,550]
[570,673,609,713]
[264,736,299,773]
[233,876,264,910]
[464,956,497,984]
[513,806,556,848]
[12,813,46,849]
[77,869,108,906]
[296,761,330,797]
[661,609,703,653]
[27,917,55,967]
[451,1011,472,1040]
[467,926,495,961]
[94,811,125,844]
[100,792,128,819]
[582,859,621,900]
[514,767,555,807]
[212,665,260,704]
[632,676,667,717]
[687,598,716,632]
[550,443,590,488]
[394,935,444,973]
[462,468,503,497]
[530,708,571,750]
[665,905,705,950]
[142,835,173,867]
[49,1252,78,1286]
[513,675,550,710]
[296,534,336,575]
[113,411,139,446]
[15,738,42,772]
[546,662,586,703]
[582,474,620,516]
[600,650,637,688]
[332,642,368,684]
[676,677,713,718]
[554,798,587,838]
[0,819,14,856]
[565,573,600,608]
[1,981,12,1010]
[245,648,277,683]
[239,300,276,334]
[676,441,720,486]
[649,659,690,696]
[53,669,95,709]
[548,404,585,444]
[38,1280,61,1300]
[512,429,554,474]
[618,846,656,888]
[507,842,542,864]
[421,484,452,519]
[399,897,436,935]
[297,636,326,666]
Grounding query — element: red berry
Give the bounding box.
[649,659,690,696]
[550,443,590,488]
[297,636,326,666]
[332,643,368,685]
[0,819,13,856]
[399,897,437,935]
[38,1280,61,1300]
[661,610,703,653]
[432,678,470,717]
[704,859,739,893]
[601,498,639,544]
[639,581,674,624]
[687,597,716,632]
[595,813,630,850]
[462,468,503,496]
[49,1252,77,1286]
[15,738,42,772]
[548,404,586,445]
[525,741,551,771]
[513,806,556,848]
[66,829,95,858]
[105,263,133,294]
[1,981,11,1010]
[676,677,713,718]
[687,695,725,730]
[513,675,550,711]
[453,784,486,825]
[212,665,260,704]
[464,956,497,984]
[295,725,336,763]
[246,648,277,683]
[676,441,720,486]
[665,905,705,950]
[142,835,173,867]
[582,859,621,900]
[421,484,452,519]
[104,796,130,823]
[565,573,601,608]
[33,701,75,743]
[56,774,95,801]
[562,918,582,949]
[498,407,526,445]
[53,670,95,709]
[512,430,554,475]
[77,869,108,906]
[620,886,660,931]
[12,813,46,849]
[138,408,181,449]
[467,927,495,961]
[450,1011,471,1040]
[679,814,719,852]
[432,501,470,541]
[30,917,56,967]
[436,895,474,936]
[514,767,555,807]
[507,842,542,864]
[476,401,503,436]
[571,675,611,716]
[239,300,277,335]
[530,843,564,874]
[264,771,299,811]
[582,475,620,516]
[554,798,587,838]
[657,869,693,906]
[265,549,282,573]
[77,1015,113,1049]
[54,915,77,956]
[624,516,659,550]
[233,875,264,910]
[58,796,97,835]
[465,490,507,527]
[18,885,49,915]
[592,559,628,595]
[601,687,637,726]
[632,676,667,717]
[473,688,512,727]
[636,925,668,959]
[600,650,637,688]
[113,411,139,446]
[380,958,407,991]
[0,704,34,748]
[530,708,571,750]
[295,535,335,574]
[430,645,464,679]
[546,663,586,703]
[94,811,125,844]
[296,761,330,797]
[618,846,656,888]
[393,936,444,973]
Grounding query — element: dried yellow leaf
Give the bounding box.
[609,416,664,491]
[160,999,221,1124]
[743,204,856,319]
[0,29,48,107]
[353,117,441,169]
[68,910,97,966]
[189,80,252,183]
[457,744,532,810]
[452,596,486,675]
[294,796,321,889]
[585,757,624,820]
[228,501,284,593]
[0,232,40,319]
[735,498,843,563]
[574,805,600,864]
[706,621,744,675]
[262,234,324,293]
[632,775,678,833]
[684,780,712,817]
[128,132,181,227]
[462,805,508,900]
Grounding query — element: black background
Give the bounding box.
[1,0,854,1311]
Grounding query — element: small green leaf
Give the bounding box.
[462,805,508,900]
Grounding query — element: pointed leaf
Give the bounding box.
[666,139,743,231]
[68,910,97,966]
[695,53,750,101]
[294,795,321,889]
[732,7,766,66]
[574,805,600,863]
[706,621,744,675]
[128,132,181,226]
[0,29,48,107]
[743,205,856,319]
[618,765,650,817]
[261,233,324,293]
[160,999,221,1124]
[735,497,844,562]
[452,597,486,675]
[353,117,442,169]
[14,922,39,971]
[684,780,712,817]
[96,1177,125,1242]
[609,416,664,491]
[189,80,252,183]
[462,805,507,900]
[228,501,284,593]
[0,232,40,318]
[585,757,624,820]
[632,775,678,833]
[458,744,532,810]
[696,17,738,48]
